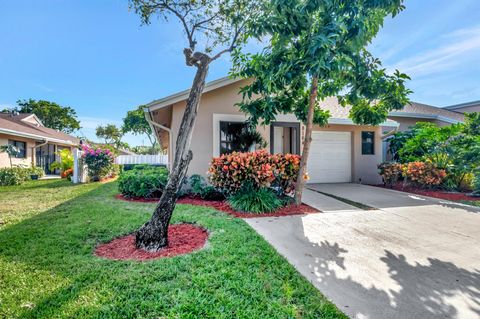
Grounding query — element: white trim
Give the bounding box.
[0,128,77,145]
[328,117,400,127]
[388,112,462,124]
[212,114,249,157]
[144,109,172,170]
[21,114,44,126]
[444,100,480,111]
[147,77,242,111]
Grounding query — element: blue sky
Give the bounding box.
[1,0,479,146]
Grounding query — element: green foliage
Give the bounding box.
[81,145,115,181]
[378,162,403,186]
[118,166,169,198]
[0,167,44,186]
[130,145,161,155]
[3,99,80,133]
[228,183,283,213]
[473,172,480,195]
[237,127,267,150]
[0,180,346,318]
[49,149,74,173]
[232,0,411,127]
[95,124,123,149]
[188,174,224,200]
[123,105,158,149]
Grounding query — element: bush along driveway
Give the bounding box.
[0,179,346,318]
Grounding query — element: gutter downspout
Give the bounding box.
[144,109,173,170]
[32,139,49,167]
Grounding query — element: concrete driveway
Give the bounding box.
[246,184,480,319]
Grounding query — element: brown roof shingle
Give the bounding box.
[0,113,80,145]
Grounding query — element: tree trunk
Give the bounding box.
[9,155,12,168]
[135,56,210,252]
[294,77,318,205]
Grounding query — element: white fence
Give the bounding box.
[72,149,88,184]
[115,154,168,166]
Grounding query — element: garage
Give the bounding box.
[307,131,352,183]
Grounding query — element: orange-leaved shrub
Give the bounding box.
[403,161,446,186]
[378,162,404,186]
[208,150,300,195]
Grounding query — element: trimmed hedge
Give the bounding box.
[0,166,45,186]
[118,166,168,198]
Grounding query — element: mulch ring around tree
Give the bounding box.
[373,183,480,201]
[94,223,208,261]
[114,194,319,218]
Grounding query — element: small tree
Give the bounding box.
[130,0,265,251]
[123,105,158,153]
[0,144,19,167]
[4,99,81,134]
[233,0,411,205]
[96,124,124,150]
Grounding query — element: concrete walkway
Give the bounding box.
[302,188,360,213]
[246,183,480,319]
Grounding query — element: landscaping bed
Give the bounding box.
[0,179,345,318]
[374,183,480,201]
[95,223,208,261]
[115,194,319,218]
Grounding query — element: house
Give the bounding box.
[0,112,79,173]
[144,77,400,184]
[444,100,480,114]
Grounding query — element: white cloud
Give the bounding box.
[391,25,480,77]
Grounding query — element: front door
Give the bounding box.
[270,122,300,155]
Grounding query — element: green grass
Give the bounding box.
[458,200,480,207]
[0,180,346,318]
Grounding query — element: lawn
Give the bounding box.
[0,179,346,319]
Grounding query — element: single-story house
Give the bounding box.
[0,112,79,173]
[143,77,471,184]
[444,100,480,114]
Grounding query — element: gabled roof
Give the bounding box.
[388,102,464,124]
[444,100,480,111]
[0,112,80,145]
[145,76,463,126]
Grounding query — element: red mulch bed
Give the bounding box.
[94,223,208,261]
[374,183,480,201]
[114,194,319,218]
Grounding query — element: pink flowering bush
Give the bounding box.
[82,144,115,181]
[208,150,300,195]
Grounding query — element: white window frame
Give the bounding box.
[212,113,249,157]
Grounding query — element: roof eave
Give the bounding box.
[0,128,78,146]
[388,112,463,124]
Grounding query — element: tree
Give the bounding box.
[122,105,158,153]
[0,144,19,167]
[4,99,81,134]
[130,0,265,251]
[232,0,411,205]
[96,124,124,150]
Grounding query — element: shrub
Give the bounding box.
[61,168,73,179]
[472,172,480,196]
[402,161,446,187]
[0,166,44,186]
[82,145,115,181]
[118,166,169,198]
[208,150,300,195]
[50,149,74,173]
[188,174,224,200]
[228,184,283,213]
[378,162,403,186]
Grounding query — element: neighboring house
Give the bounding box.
[444,100,480,114]
[144,77,399,184]
[0,112,79,173]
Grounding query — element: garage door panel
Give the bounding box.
[308,131,351,183]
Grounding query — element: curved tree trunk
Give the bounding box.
[136,54,210,252]
[294,77,318,205]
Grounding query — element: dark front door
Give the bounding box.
[36,144,57,174]
[270,122,301,155]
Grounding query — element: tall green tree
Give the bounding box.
[122,105,158,153]
[4,99,80,134]
[96,124,124,150]
[232,0,411,204]
[130,0,266,251]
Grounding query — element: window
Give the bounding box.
[361,131,375,155]
[8,140,27,158]
[219,121,248,155]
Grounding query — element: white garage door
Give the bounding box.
[308,131,352,183]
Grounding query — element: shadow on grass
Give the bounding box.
[1,182,344,318]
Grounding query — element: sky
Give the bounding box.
[1,0,479,146]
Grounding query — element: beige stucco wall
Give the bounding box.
[160,79,383,184]
[0,133,36,168]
